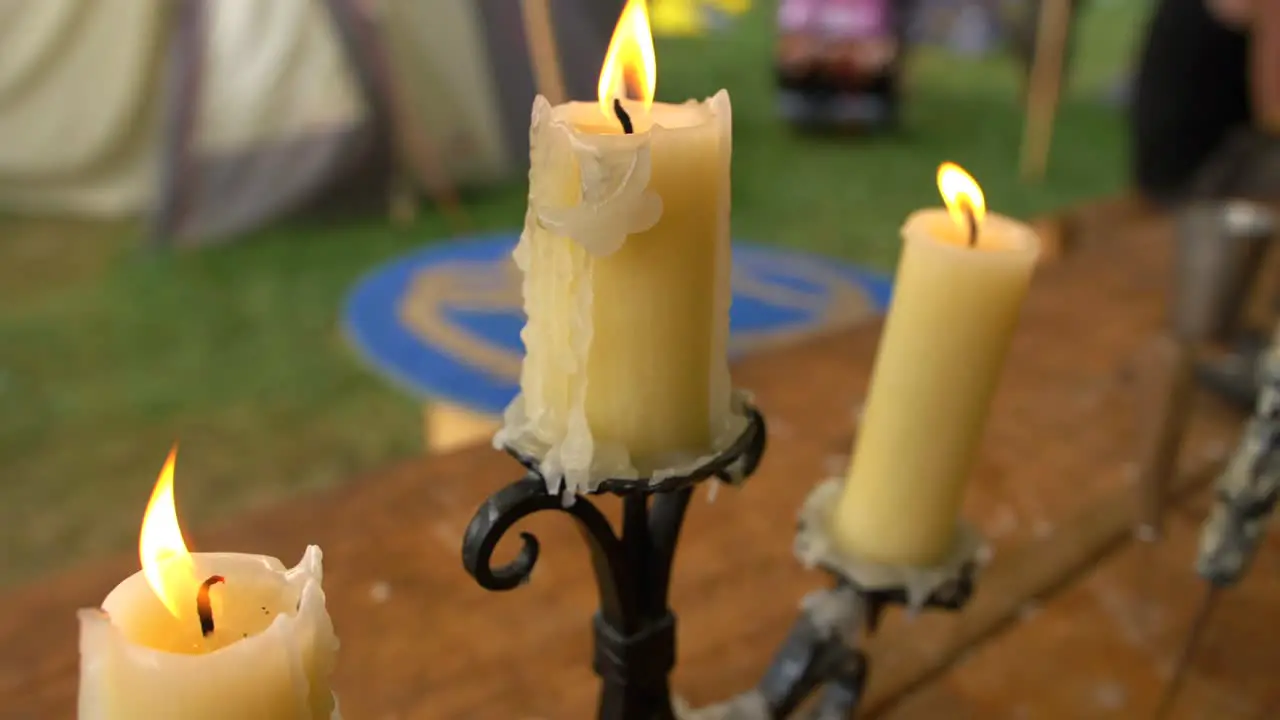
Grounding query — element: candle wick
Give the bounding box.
[612,98,634,135]
[964,203,978,248]
[197,575,225,638]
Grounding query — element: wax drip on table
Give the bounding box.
[612,98,634,135]
[197,575,225,637]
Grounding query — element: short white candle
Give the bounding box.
[78,449,340,719]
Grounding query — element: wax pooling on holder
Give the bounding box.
[673,691,771,720]
[795,480,986,609]
[496,92,740,494]
[495,97,659,492]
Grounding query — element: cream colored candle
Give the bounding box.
[833,164,1040,567]
[78,450,339,719]
[497,0,739,491]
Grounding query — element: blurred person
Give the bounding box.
[773,0,1087,130]
[1132,0,1280,409]
[776,0,917,129]
[1132,0,1280,205]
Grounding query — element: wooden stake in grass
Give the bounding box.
[521,0,568,105]
[1020,0,1073,182]
[357,0,469,231]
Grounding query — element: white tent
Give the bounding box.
[0,0,623,245]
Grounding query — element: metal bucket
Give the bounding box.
[1171,201,1276,343]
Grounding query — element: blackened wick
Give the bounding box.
[963,202,978,248]
[197,575,225,637]
[613,98,634,135]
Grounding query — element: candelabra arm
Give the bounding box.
[462,402,767,720]
[461,474,637,627]
[756,586,865,718]
[809,658,868,720]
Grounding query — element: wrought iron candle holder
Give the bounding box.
[460,407,982,719]
[682,479,981,719]
[461,402,767,720]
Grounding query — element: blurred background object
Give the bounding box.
[773,0,1100,134]
[341,236,891,452]
[775,0,915,130]
[652,0,753,36]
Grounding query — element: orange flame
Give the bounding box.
[936,162,987,233]
[597,0,657,117]
[139,445,197,618]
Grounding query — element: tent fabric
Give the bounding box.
[373,0,628,190]
[380,0,512,187]
[476,0,625,170]
[200,0,365,155]
[156,0,628,247]
[0,0,168,216]
[0,0,626,246]
[156,0,376,245]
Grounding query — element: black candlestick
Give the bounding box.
[682,479,982,720]
[461,405,767,720]
[749,568,976,718]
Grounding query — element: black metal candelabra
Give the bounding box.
[692,478,980,719]
[460,406,981,719]
[461,404,766,720]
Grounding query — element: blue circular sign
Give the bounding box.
[343,234,892,415]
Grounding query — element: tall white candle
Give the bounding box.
[497,0,742,492]
[833,164,1040,567]
[78,450,340,719]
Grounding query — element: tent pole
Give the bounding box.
[522,0,568,105]
[150,0,208,250]
[1020,0,1073,183]
[324,0,470,232]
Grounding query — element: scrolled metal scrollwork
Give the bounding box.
[461,475,635,623]
[459,405,769,720]
[502,405,768,495]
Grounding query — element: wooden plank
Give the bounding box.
[880,483,1280,719]
[864,435,1229,717]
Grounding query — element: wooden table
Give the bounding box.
[1,201,1273,719]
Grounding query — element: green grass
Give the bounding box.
[0,0,1146,588]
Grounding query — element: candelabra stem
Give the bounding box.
[595,490,691,720]
[461,405,765,720]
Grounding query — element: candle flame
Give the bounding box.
[936,162,986,232]
[598,0,657,117]
[140,445,197,618]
